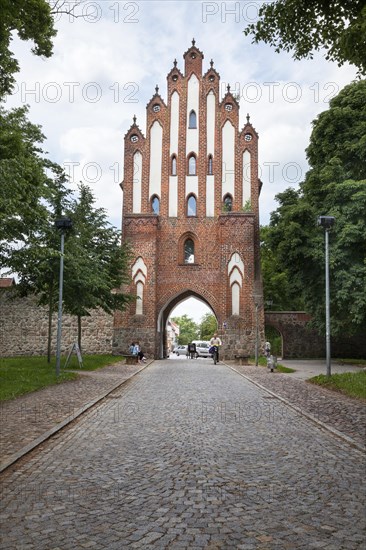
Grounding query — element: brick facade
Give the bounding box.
[113,42,265,359]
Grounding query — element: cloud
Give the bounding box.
[6,0,358,233]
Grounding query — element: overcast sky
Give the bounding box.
[6,0,358,322]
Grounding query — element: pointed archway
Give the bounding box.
[157,290,217,359]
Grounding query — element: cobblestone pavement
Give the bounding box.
[1,360,365,549]
[226,363,366,450]
[0,361,147,466]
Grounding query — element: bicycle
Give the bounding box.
[210,345,219,365]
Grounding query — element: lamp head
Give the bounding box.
[55,217,73,231]
[317,216,335,229]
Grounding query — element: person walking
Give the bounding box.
[265,341,271,358]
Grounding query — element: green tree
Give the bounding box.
[199,313,217,340]
[0,0,56,97]
[0,105,50,265]
[267,80,366,337]
[171,314,199,345]
[0,0,84,97]
[7,176,133,356]
[244,0,366,75]
[260,224,304,311]
[62,183,133,351]
[7,164,73,361]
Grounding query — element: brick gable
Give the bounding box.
[113,42,264,359]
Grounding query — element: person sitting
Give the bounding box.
[135,342,147,363]
[129,342,136,355]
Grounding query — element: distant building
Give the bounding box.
[167,320,180,352]
[0,277,16,288]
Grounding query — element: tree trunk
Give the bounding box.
[47,283,54,363]
[78,315,82,352]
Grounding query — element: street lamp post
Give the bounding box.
[317,216,335,377]
[55,217,73,376]
[253,294,262,367]
[255,302,259,366]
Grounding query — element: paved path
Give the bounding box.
[0,361,148,468]
[278,359,363,381]
[1,360,365,549]
[225,362,365,450]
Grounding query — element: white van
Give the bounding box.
[192,341,211,358]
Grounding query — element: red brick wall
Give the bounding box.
[115,43,264,359]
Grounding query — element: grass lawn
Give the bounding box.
[0,354,125,401]
[308,371,366,400]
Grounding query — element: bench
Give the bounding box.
[124,354,139,365]
[234,355,250,366]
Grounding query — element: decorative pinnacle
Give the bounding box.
[246,113,250,123]
[192,38,196,46]
[227,84,231,92]
[155,84,159,94]
[133,114,136,124]
[173,58,177,67]
[210,59,214,68]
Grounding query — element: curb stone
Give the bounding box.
[225,363,365,455]
[0,360,153,474]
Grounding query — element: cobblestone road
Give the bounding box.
[1,361,365,549]
[0,361,146,466]
[226,363,366,449]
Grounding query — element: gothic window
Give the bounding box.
[188,154,196,175]
[189,110,197,129]
[171,155,177,176]
[231,282,240,315]
[136,281,143,315]
[187,194,197,217]
[223,194,233,212]
[132,257,147,316]
[151,195,160,214]
[208,155,213,175]
[184,238,195,264]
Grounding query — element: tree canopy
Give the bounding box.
[199,313,218,341]
[171,315,199,345]
[63,183,133,320]
[266,80,366,337]
[260,224,304,311]
[1,103,133,354]
[244,0,366,75]
[9,180,133,353]
[0,105,50,263]
[0,0,56,97]
[0,0,84,98]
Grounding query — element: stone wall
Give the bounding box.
[0,290,114,357]
[265,312,366,359]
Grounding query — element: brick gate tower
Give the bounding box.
[113,41,264,359]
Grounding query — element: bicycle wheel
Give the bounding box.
[213,350,217,364]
